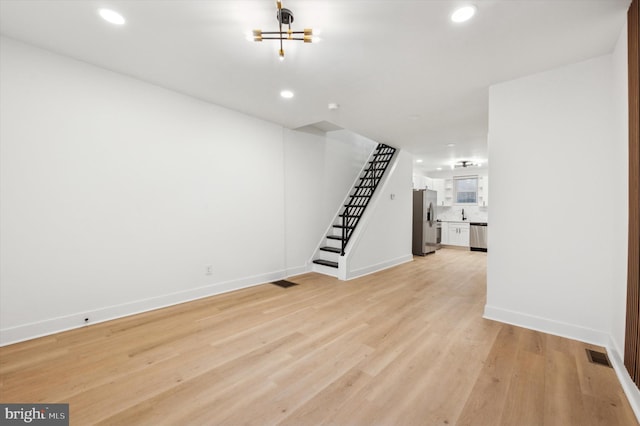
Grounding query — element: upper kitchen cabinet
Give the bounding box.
[478,175,489,207]
[432,178,448,206]
[413,174,436,191]
[424,176,434,190]
[442,178,453,206]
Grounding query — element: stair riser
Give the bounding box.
[318,251,340,262]
[330,227,352,237]
[311,143,395,271]
[325,239,342,249]
[312,263,339,277]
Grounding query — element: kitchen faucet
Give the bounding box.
[461,208,466,221]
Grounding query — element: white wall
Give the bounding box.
[283,130,325,275]
[322,129,377,222]
[487,24,639,419]
[346,150,413,278]
[283,128,374,274]
[610,22,629,360]
[486,53,619,344]
[0,37,285,343]
[609,22,639,419]
[423,167,488,180]
[0,37,374,345]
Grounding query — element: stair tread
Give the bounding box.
[313,259,339,268]
[318,143,393,260]
[320,246,341,253]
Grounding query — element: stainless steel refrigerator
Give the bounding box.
[412,189,438,256]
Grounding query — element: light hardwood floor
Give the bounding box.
[0,249,637,425]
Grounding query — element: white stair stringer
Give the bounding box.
[310,146,400,280]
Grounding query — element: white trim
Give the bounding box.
[606,337,640,423]
[484,305,640,424]
[0,270,287,347]
[311,263,339,278]
[308,144,377,267]
[341,151,401,279]
[483,304,609,346]
[285,264,311,278]
[345,254,413,280]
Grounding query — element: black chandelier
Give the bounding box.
[253,1,313,60]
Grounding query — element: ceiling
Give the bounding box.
[0,0,630,172]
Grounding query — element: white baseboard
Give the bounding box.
[0,269,288,347]
[483,304,609,346]
[607,337,640,423]
[285,264,311,278]
[484,304,640,424]
[345,254,413,280]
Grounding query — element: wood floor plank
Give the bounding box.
[543,346,588,426]
[456,325,522,426]
[498,348,545,426]
[0,249,636,425]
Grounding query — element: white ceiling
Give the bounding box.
[0,0,630,172]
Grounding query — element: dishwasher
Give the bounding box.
[470,222,488,252]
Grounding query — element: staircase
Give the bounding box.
[312,143,397,269]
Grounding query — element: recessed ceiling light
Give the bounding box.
[99,9,126,25]
[447,143,455,147]
[280,90,294,99]
[416,159,423,163]
[451,5,477,23]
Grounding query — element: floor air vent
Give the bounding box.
[586,349,612,368]
[272,280,298,288]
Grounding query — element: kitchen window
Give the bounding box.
[454,176,478,204]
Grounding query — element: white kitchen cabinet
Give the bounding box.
[448,222,470,247]
[442,178,453,206]
[424,177,434,190]
[440,222,449,244]
[432,178,446,206]
[478,175,489,207]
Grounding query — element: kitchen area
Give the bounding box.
[412,169,488,255]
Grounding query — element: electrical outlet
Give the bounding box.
[206,265,213,275]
